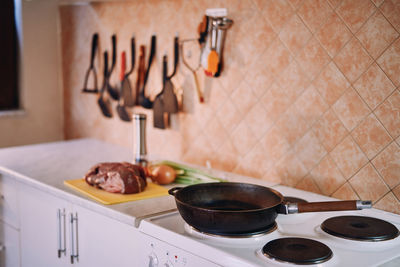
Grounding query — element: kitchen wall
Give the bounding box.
[0,0,63,148]
[60,0,400,214]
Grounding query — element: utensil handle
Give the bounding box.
[103,51,108,78]
[90,33,98,68]
[163,55,168,87]
[193,71,204,103]
[100,51,109,93]
[168,36,179,79]
[109,34,117,74]
[290,200,372,214]
[126,37,136,76]
[168,187,183,196]
[143,35,156,87]
[120,51,126,82]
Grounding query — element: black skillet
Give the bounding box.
[169,182,372,235]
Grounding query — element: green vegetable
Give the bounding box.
[150,160,226,185]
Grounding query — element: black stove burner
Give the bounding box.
[321,216,400,241]
[191,222,277,238]
[262,237,333,264]
[283,196,308,204]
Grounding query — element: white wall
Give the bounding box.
[0,0,63,148]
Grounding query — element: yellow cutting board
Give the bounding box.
[64,178,168,205]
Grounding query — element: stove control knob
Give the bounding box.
[164,260,174,267]
[148,253,159,267]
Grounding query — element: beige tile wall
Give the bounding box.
[60,0,400,214]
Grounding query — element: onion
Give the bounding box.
[148,165,176,185]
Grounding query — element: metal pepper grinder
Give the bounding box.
[133,113,147,166]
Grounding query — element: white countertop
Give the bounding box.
[0,138,278,227]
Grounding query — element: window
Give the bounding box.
[0,0,19,110]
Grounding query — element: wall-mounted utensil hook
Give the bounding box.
[106,34,120,100]
[122,36,136,107]
[82,33,99,93]
[97,51,113,118]
[180,38,204,103]
[200,8,233,77]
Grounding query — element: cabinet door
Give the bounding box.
[72,205,139,267]
[0,221,20,267]
[19,185,71,267]
[0,173,19,229]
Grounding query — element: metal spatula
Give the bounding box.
[163,36,179,114]
[117,51,131,122]
[138,35,156,109]
[153,55,168,129]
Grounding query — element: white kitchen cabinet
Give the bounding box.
[0,221,20,267]
[19,183,139,267]
[0,173,21,267]
[72,204,138,267]
[0,173,20,229]
[19,184,71,266]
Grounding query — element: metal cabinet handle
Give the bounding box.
[57,209,66,258]
[0,244,4,252]
[69,212,79,264]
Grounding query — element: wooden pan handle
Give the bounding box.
[284,200,372,214]
[299,201,357,212]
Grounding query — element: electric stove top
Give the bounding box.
[137,184,400,266]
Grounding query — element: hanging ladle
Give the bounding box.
[214,17,233,77]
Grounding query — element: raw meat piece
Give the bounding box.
[84,162,147,194]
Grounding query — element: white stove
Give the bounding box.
[136,184,400,267]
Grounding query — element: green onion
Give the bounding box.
[150,160,226,185]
